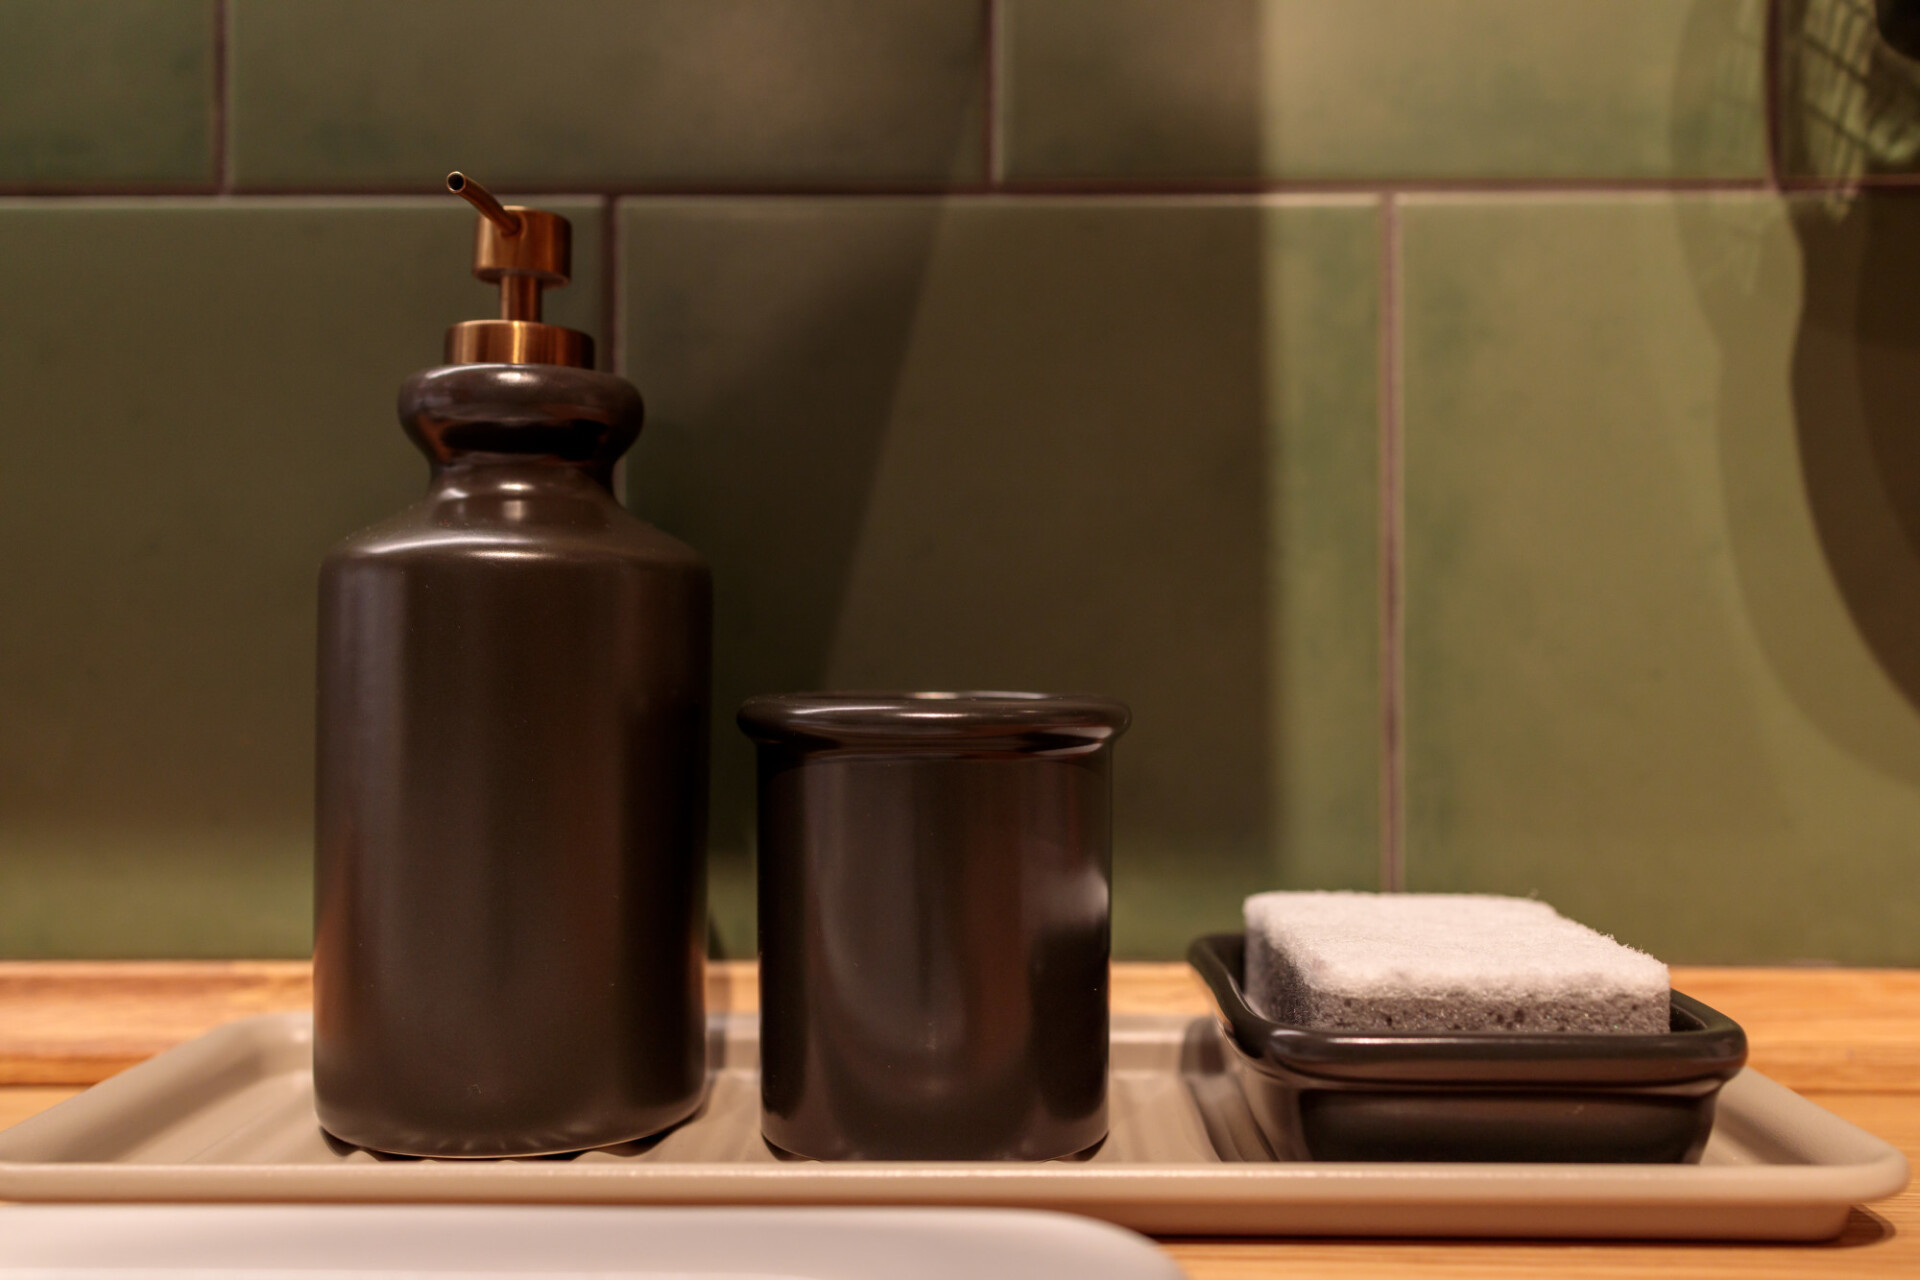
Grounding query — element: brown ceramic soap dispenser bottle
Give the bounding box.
[312,174,711,1158]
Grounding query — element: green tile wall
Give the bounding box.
[1001,0,1769,183]
[4,1,1918,965]
[1401,192,1920,965]
[229,0,987,189]
[620,198,1381,958]
[0,200,602,957]
[0,0,215,187]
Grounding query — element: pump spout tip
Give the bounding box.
[446,171,522,236]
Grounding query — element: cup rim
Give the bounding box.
[737,691,1130,749]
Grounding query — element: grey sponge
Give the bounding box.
[1243,891,1669,1034]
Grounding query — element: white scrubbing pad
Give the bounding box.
[1243,891,1669,1034]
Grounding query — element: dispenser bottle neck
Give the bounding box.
[400,364,644,496]
[428,455,620,502]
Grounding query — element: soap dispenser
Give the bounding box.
[312,174,711,1158]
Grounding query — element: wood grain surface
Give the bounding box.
[2,961,1915,1279]
[8,961,1917,1090]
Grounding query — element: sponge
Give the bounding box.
[1243,891,1669,1034]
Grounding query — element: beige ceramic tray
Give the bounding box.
[0,1012,1906,1240]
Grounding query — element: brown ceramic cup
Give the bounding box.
[738,691,1130,1161]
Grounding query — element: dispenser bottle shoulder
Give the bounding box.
[322,467,708,576]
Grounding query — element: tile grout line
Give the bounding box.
[993,176,1779,197]
[983,0,1003,187]
[213,0,231,194]
[28,176,1920,202]
[1378,192,1406,893]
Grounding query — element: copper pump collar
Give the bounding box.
[442,171,593,370]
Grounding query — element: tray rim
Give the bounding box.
[0,1010,1908,1241]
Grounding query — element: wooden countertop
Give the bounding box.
[3,961,1917,1277]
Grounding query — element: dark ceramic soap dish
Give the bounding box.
[1187,933,1748,1163]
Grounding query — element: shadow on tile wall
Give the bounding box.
[625,197,1383,958]
[1666,184,1920,960]
[12,0,1920,964]
[227,0,990,189]
[1776,0,1920,185]
[1392,1,1920,965]
[1775,0,1920,726]
[1780,196,1920,752]
[9,0,1370,961]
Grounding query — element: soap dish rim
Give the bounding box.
[1188,932,1748,1088]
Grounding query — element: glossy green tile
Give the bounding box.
[0,198,603,958]
[1401,191,1920,965]
[0,0,213,186]
[998,0,1267,183]
[230,0,986,190]
[622,196,1381,958]
[1001,0,1767,182]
